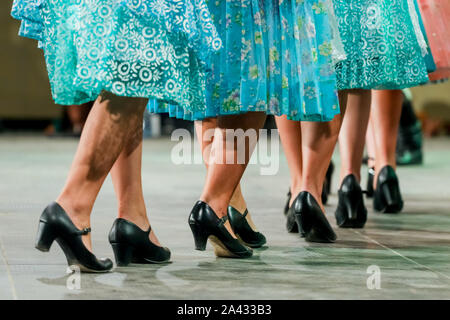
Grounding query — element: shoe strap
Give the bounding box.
[218,215,228,226]
[75,227,91,236]
[242,209,249,219]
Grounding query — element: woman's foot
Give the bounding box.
[227,206,266,248]
[335,174,367,228]
[35,202,113,273]
[373,165,404,213]
[109,218,171,265]
[287,192,336,243]
[189,201,253,258]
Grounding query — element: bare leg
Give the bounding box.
[338,89,371,183]
[56,92,148,250]
[195,118,258,230]
[365,117,376,170]
[275,115,302,203]
[199,113,267,236]
[276,92,348,209]
[110,140,162,246]
[370,89,403,184]
[300,91,348,211]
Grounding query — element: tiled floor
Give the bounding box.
[0,135,449,299]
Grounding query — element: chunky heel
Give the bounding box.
[111,242,134,266]
[374,166,404,214]
[345,200,358,220]
[35,221,57,252]
[335,175,368,229]
[189,223,209,251]
[381,183,395,206]
[381,182,403,212]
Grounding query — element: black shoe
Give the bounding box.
[373,166,404,214]
[322,161,335,205]
[109,218,171,266]
[189,201,253,258]
[335,175,367,228]
[283,189,291,216]
[35,202,113,273]
[228,206,266,248]
[366,167,375,198]
[287,192,336,243]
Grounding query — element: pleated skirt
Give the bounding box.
[333,0,431,90]
[150,0,343,122]
[11,0,221,109]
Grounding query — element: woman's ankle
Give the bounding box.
[340,169,361,184]
[55,196,91,228]
[199,196,228,218]
[118,206,149,230]
[229,188,247,214]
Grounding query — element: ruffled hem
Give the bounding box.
[148,105,340,122]
[11,0,222,112]
[11,0,221,66]
[151,109,339,122]
[149,0,342,122]
[148,78,341,122]
[334,0,430,90]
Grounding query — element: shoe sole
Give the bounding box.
[209,235,252,259]
[236,234,266,249]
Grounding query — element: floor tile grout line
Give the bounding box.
[351,229,450,281]
[0,235,18,300]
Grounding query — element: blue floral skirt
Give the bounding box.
[11,0,221,109]
[150,0,343,122]
[333,0,431,90]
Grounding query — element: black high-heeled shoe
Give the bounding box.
[189,201,253,258]
[35,202,113,273]
[366,167,375,198]
[373,165,404,214]
[287,192,336,243]
[228,206,266,248]
[322,161,335,205]
[109,218,171,266]
[335,174,367,228]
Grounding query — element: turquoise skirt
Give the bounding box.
[333,0,431,90]
[150,0,343,122]
[11,0,221,108]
